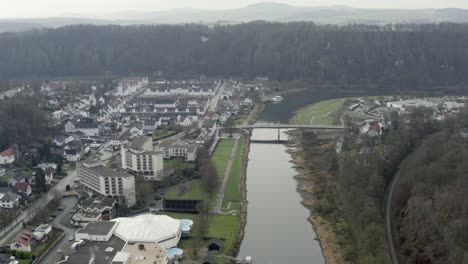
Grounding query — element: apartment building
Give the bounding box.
[77,160,136,207]
[121,136,164,181]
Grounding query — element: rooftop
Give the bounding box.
[63,235,126,264]
[80,196,116,212]
[130,136,152,150]
[111,214,181,244]
[77,221,117,236]
[122,242,167,264]
[80,162,133,178]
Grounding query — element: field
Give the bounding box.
[164,139,235,202]
[294,98,346,125]
[163,212,241,255]
[222,136,244,209]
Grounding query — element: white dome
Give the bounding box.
[111,214,181,248]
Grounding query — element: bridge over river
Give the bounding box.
[226,123,346,143]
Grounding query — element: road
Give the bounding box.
[384,170,400,264]
[209,80,229,112]
[0,169,77,246]
[214,136,240,213]
[39,196,79,264]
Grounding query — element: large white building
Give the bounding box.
[111,214,182,249]
[61,214,181,264]
[121,136,164,181]
[77,160,136,207]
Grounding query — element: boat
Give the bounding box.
[270,95,283,102]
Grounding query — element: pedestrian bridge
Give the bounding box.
[234,123,346,130]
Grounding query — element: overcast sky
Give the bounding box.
[1,0,468,18]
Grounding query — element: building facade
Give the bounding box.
[121,136,164,181]
[77,161,136,207]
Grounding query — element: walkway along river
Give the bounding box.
[239,129,324,263]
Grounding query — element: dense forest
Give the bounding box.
[0,96,49,150]
[394,113,468,263]
[1,22,468,90]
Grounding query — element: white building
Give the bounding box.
[65,120,101,137]
[121,136,164,181]
[78,160,136,207]
[111,214,182,249]
[159,139,198,162]
[0,191,19,209]
[0,148,15,165]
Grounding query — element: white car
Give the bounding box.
[69,236,74,241]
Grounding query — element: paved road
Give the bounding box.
[40,197,79,264]
[209,80,229,112]
[214,136,240,213]
[385,170,400,264]
[0,169,77,246]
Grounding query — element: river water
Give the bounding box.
[239,90,372,263]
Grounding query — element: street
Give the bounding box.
[0,169,77,246]
[39,196,78,264]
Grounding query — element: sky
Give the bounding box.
[1,0,468,18]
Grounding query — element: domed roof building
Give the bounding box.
[111,214,182,248]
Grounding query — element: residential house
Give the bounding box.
[0,190,19,209]
[0,254,18,264]
[14,182,32,197]
[11,172,31,185]
[65,120,76,133]
[9,230,33,252]
[32,224,52,241]
[0,167,5,177]
[52,136,66,147]
[177,115,197,127]
[36,163,57,171]
[44,167,55,183]
[143,119,158,133]
[64,140,88,162]
[0,148,15,165]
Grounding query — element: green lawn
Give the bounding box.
[222,136,244,208]
[294,98,346,125]
[152,129,177,141]
[163,212,241,255]
[164,180,212,201]
[164,139,235,202]
[212,139,235,177]
[0,173,13,183]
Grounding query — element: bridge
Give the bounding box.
[233,123,347,130]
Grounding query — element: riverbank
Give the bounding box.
[287,131,354,264]
[231,133,250,256]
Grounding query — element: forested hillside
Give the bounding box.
[394,115,468,263]
[1,22,468,90]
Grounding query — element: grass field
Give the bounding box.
[211,139,235,177]
[222,136,244,208]
[164,180,212,201]
[163,212,241,255]
[164,139,235,202]
[294,98,346,125]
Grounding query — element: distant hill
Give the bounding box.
[1,3,468,33]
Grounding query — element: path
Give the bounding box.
[214,136,240,213]
[384,170,400,264]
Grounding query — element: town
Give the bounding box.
[0,75,467,264]
[0,76,261,264]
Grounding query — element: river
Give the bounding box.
[239,129,324,263]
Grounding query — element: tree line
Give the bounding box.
[1,22,468,90]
